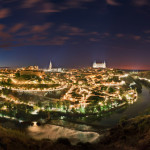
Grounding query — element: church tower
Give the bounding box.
[49,61,52,70]
[104,61,106,68]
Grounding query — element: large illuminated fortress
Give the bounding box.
[93,61,106,69]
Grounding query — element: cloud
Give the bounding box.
[115,34,141,41]
[68,27,84,36]
[132,0,149,6]
[0,8,11,19]
[0,43,14,49]
[48,36,70,45]
[25,36,69,46]
[0,31,12,40]
[16,23,53,38]
[103,32,110,37]
[130,35,141,40]
[61,0,94,9]
[27,35,47,42]
[145,39,150,43]
[17,31,31,36]
[31,23,53,33]
[0,24,5,31]
[89,38,100,42]
[144,30,150,34]
[22,0,40,8]
[0,35,70,49]
[38,3,60,13]
[59,24,85,36]
[106,0,121,6]
[9,23,24,33]
[90,32,100,35]
[0,42,26,49]
[58,24,100,40]
[36,0,95,13]
[99,32,111,38]
[3,0,18,3]
[116,33,124,38]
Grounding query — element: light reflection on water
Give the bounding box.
[27,124,100,145]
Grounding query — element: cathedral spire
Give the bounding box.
[49,61,52,70]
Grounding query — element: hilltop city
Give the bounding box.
[1,60,150,150]
[0,60,141,124]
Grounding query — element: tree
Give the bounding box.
[108,87,115,93]
[107,99,112,109]
[120,89,123,95]
[96,105,101,112]
[56,101,61,109]
[49,101,53,109]
[112,76,119,82]
[38,78,42,83]
[37,101,42,109]
[71,107,76,113]
[15,72,20,78]
[122,96,127,102]
[66,100,70,112]
[7,78,12,85]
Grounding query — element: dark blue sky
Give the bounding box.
[0,0,150,69]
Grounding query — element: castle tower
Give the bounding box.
[49,61,52,70]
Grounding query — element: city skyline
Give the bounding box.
[0,0,150,69]
[0,58,150,70]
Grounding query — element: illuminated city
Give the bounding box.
[0,61,143,126]
[1,0,150,150]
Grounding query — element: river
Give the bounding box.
[98,86,150,127]
[27,86,150,145]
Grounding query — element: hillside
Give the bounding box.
[96,115,150,150]
[0,115,150,150]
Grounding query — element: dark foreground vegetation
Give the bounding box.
[0,115,150,150]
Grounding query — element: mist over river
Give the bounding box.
[28,124,100,145]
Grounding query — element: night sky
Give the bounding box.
[0,0,150,69]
